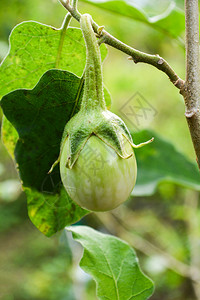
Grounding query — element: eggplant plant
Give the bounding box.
[0,0,200,299]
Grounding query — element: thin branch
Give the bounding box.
[58,0,184,89]
[56,13,72,68]
[59,0,81,22]
[72,0,78,10]
[183,0,200,168]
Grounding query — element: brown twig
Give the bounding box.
[182,0,200,168]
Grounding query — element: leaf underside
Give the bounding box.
[81,0,185,44]
[68,225,154,300]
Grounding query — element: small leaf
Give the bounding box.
[81,0,185,43]
[132,130,200,196]
[68,225,154,300]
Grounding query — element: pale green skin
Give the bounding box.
[60,135,137,211]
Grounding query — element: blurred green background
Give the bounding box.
[0,0,199,299]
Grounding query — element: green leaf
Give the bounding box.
[1,117,18,158]
[1,69,111,236]
[1,70,94,235]
[26,188,87,237]
[129,0,176,17]
[1,70,82,190]
[0,20,108,157]
[81,0,185,43]
[132,130,200,196]
[68,225,154,300]
[0,21,107,98]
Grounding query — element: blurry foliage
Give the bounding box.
[82,0,185,45]
[0,0,65,42]
[0,1,200,300]
[0,217,76,300]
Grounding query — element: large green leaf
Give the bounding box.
[1,69,111,236]
[1,70,82,191]
[0,20,107,98]
[132,130,200,196]
[1,70,84,235]
[68,225,154,300]
[81,0,185,43]
[0,20,108,158]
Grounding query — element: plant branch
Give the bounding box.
[58,0,184,89]
[183,0,200,168]
[59,0,81,22]
[59,0,200,168]
[72,0,78,10]
[56,13,72,68]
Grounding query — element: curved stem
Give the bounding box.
[56,13,72,68]
[72,0,78,10]
[59,0,81,21]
